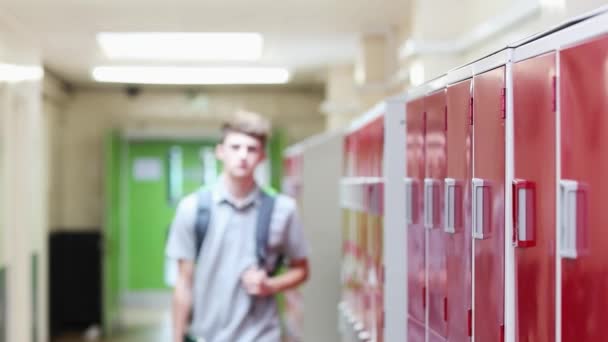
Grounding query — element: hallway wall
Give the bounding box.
[48,86,325,232]
[0,12,48,342]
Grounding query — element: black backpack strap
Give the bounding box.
[194,187,213,260]
[256,191,283,275]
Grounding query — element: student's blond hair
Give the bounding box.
[221,110,271,146]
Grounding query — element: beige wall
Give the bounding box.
[51,86,325,231]
[323,31,402,130]
[44,75,69,231]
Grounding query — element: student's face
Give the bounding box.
[216,131,265,179]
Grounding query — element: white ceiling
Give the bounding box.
[2,0,410,86]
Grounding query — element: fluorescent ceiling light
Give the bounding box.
[97,32,263,61]
[0,63,44,82]
[409,62,425,86]
[540,0,565,11]
[92,66,290,85]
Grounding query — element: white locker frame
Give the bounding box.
[384,95,407,342]
[284,130,346,342]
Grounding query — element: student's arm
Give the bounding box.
[173,260,195,342]
[268,258,309,292]
[242,259,309,297]
[242,199,310,297]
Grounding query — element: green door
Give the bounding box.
[126,140,217,291]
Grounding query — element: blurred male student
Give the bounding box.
[166,111,309,342]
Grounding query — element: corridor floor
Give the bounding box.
[54,301,172,342]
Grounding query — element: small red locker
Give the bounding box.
[560,33,608,342]
[406,98,426,342]
[512,52,556,342]
[445,78,473,342]
[424,89,448,342]
[472,65,506,342]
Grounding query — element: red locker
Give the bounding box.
[445,79,473,342]
[513,52,556,342]
[406,98,426,342]
[560,34,608,342]
[472,66,505,342]
[424,90,448,342]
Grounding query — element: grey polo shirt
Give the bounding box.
[166,180,308,342]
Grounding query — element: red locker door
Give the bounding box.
[446,79,473,342]
[406,98,426,342]
[513,52,556,342]
[560,34,608,342]
[425,90,448,342]
[472,66,505,342]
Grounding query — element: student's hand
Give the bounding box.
[241,266,275,297]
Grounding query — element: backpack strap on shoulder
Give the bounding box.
[256,189,280,274]
[194,187,213,260]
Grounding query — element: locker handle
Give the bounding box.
[472,178,490,239]
[405,178,415,224]
[424,178,440,229]
[559,180,588,259]
[513,179,536,248]
[444,178,460,234]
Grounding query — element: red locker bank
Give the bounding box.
[445,72,473,342]
[424,88,448,342]
[406,94,426,342]
[471,51,508,342]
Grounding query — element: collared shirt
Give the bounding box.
[166,178,308,342]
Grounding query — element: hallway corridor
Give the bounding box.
[55,301,171,342]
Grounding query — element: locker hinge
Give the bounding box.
[422,287,426,309]
[467,309,472,337]
[469,97,474,125]
[552,75,557,112]
[423,111,428,134]
[443,297,448,321]
[444,105,448,131]
[500,324,505,342]
[500,87,506,118]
